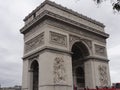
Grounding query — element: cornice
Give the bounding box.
[20,10,109,39]
[24,0,105,27]
[22,46,72,60]
[20,11,48,34]
[84,56,109,62]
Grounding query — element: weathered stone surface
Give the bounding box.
[53,57,66,84]
[24,32,44,53]
[50,31,67,47]
[95,44,106,56]
[20,0,111,90]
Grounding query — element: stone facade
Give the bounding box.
[20,0,111,90]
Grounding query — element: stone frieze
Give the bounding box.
[25,32,44,53]
[95,44,106,56]
[50,31,67,47]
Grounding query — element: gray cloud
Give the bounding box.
[0,0,120,87]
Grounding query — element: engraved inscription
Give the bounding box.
[50,31,67,47]
[95,44,106,56]
[53,57,66,84]
[98,65,108,86]
[25,32,44,53]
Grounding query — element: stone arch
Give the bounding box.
[71,41,90,89]
[71,41,90,59]
[30,60,39,90]
[69,35,92,56]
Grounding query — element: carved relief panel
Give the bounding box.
[53,57,66,84]
[98,65,108,87]
[50,31,67,47]
[95,44,106,56]
[25,32,44,53]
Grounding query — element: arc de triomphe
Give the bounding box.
[20,0,111,90]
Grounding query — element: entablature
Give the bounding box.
[20,10,109,39]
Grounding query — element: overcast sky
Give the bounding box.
[0,0,120,87]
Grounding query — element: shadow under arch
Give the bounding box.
[30,60,39,90]
[71,41,90,89]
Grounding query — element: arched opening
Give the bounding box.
[31,60,39,90]
[72,42,89,89]
[75,67,85,88]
